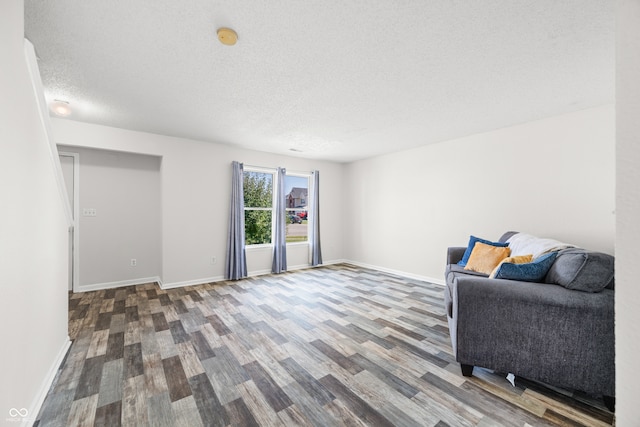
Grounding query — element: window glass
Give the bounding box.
[245,210,272,245]
[243,171,273,245]
[284,175,309,243]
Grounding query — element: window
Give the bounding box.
[284,174,309,243]
[243,168,310,246]
[243,170,273,245]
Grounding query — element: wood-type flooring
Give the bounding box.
[35,264,614,426]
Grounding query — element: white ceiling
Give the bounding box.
[24,1,614,163]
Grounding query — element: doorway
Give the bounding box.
[59,151,79,291]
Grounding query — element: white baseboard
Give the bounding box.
[24,337,72,427]
[316,259,347,266]
[160,259,347,289]
[75,276,162,293]
[247,268,272,277]
[87,260,442,292]
[160,275,225,290]
[250,259,347,277]
[342,259,445,286]
[287,263,314,272]
[245,259,444,287]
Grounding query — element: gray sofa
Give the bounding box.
[444,231,615,411]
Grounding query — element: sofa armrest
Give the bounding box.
[447,246,466,265]
[450,275,615,395]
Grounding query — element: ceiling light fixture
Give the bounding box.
[50,100,71,117]
[217,28,238,46]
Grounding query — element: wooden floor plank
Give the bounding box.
[162,355,192,402]
[319,373,395,427]
[146,392,175,426]
[74,355,105,400]
[243,360,293,412]
[142,352,169,397]
[170,395,204,427]
[96,358,123,408]
[188,372,229,427]
[85,330,109,359]
[121,375,149,425]
[279,356,335,406]
[224,397,260,427]
[94,400,122,427]
[66,394,99,427]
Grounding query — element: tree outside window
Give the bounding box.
[243,171,273,245]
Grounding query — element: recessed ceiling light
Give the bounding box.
[217,28,238,46]
[50,100,71,117]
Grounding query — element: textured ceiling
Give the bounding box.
[24,1,614,163]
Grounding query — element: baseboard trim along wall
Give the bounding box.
[25,337,72,427]
[160,275,225,290]
[343,260,446,286]
[160,260,348,289]
[243,259,445,286]
[76,276,162,293]
[75,260,443,292]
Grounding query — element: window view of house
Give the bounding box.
[284,175,309,243]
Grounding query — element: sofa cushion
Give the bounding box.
[545,249,614,292]
[488,254,533,278]
[464,242,511,275]
[493,252,557,282]
[457,235,509,267]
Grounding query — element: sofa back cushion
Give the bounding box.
[545,248,614,292]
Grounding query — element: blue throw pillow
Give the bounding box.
[494,252,558,282]
[457,235,509,267]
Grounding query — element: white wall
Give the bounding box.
[615,0,640,423]
[51,119,345,287]
[0,1,70,423]
[58,146,162,290]
[344,105,615,282]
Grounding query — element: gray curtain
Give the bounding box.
[272,167,287,273]
[310,170,322,266]
[225,161,247,280]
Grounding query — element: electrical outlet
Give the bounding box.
[82,208,97,217]
[130,259,137,266]
[210,256,216,265]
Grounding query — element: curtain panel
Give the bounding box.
[272,167,287,273]
[225,161,248,280]
[310,170,322,266]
